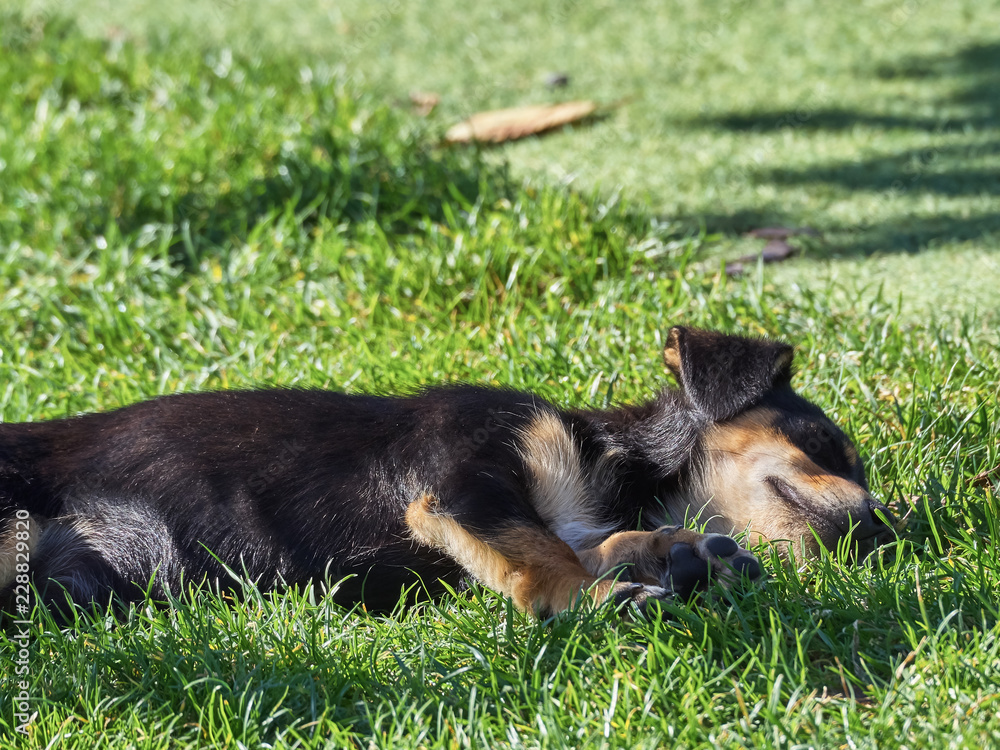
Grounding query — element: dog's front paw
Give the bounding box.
[654,527,762,598]
[581,525,764,612]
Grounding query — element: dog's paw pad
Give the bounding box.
[704,534,740,557]
[666,542,711,596]
[695,533,763,584]
[663,533,763,597]
[730,553,762,581]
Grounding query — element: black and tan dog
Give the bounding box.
[0,327,893,618]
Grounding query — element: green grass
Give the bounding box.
[11,0,1000,323]
[1,5,999,748]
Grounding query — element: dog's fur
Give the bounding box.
[0,327,893,617]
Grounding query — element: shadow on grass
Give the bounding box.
[678,42,1000,256]
[118,132,515,269]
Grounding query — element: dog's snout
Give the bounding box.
[763,474,895,552]
[854,496,895,540]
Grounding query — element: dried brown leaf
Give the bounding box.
[409,91,440,117]
[760,239,798,262]
[972,463,1000,488]
[725,240,798,276]
[445,100,598,144]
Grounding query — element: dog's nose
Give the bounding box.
[853,496,895,541]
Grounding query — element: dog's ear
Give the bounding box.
[664,326,794,421]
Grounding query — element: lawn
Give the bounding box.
[1,1,999,747]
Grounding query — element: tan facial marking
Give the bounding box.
[689,407,876,557]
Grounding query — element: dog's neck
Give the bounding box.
[574,388,708,480]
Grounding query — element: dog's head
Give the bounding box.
[665,326,895,558]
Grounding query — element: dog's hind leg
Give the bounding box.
[405,494,670,617]
[576,526,763,600]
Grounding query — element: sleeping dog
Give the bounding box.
[0,327,894,618]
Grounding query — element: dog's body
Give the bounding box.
[0,328,893,617]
